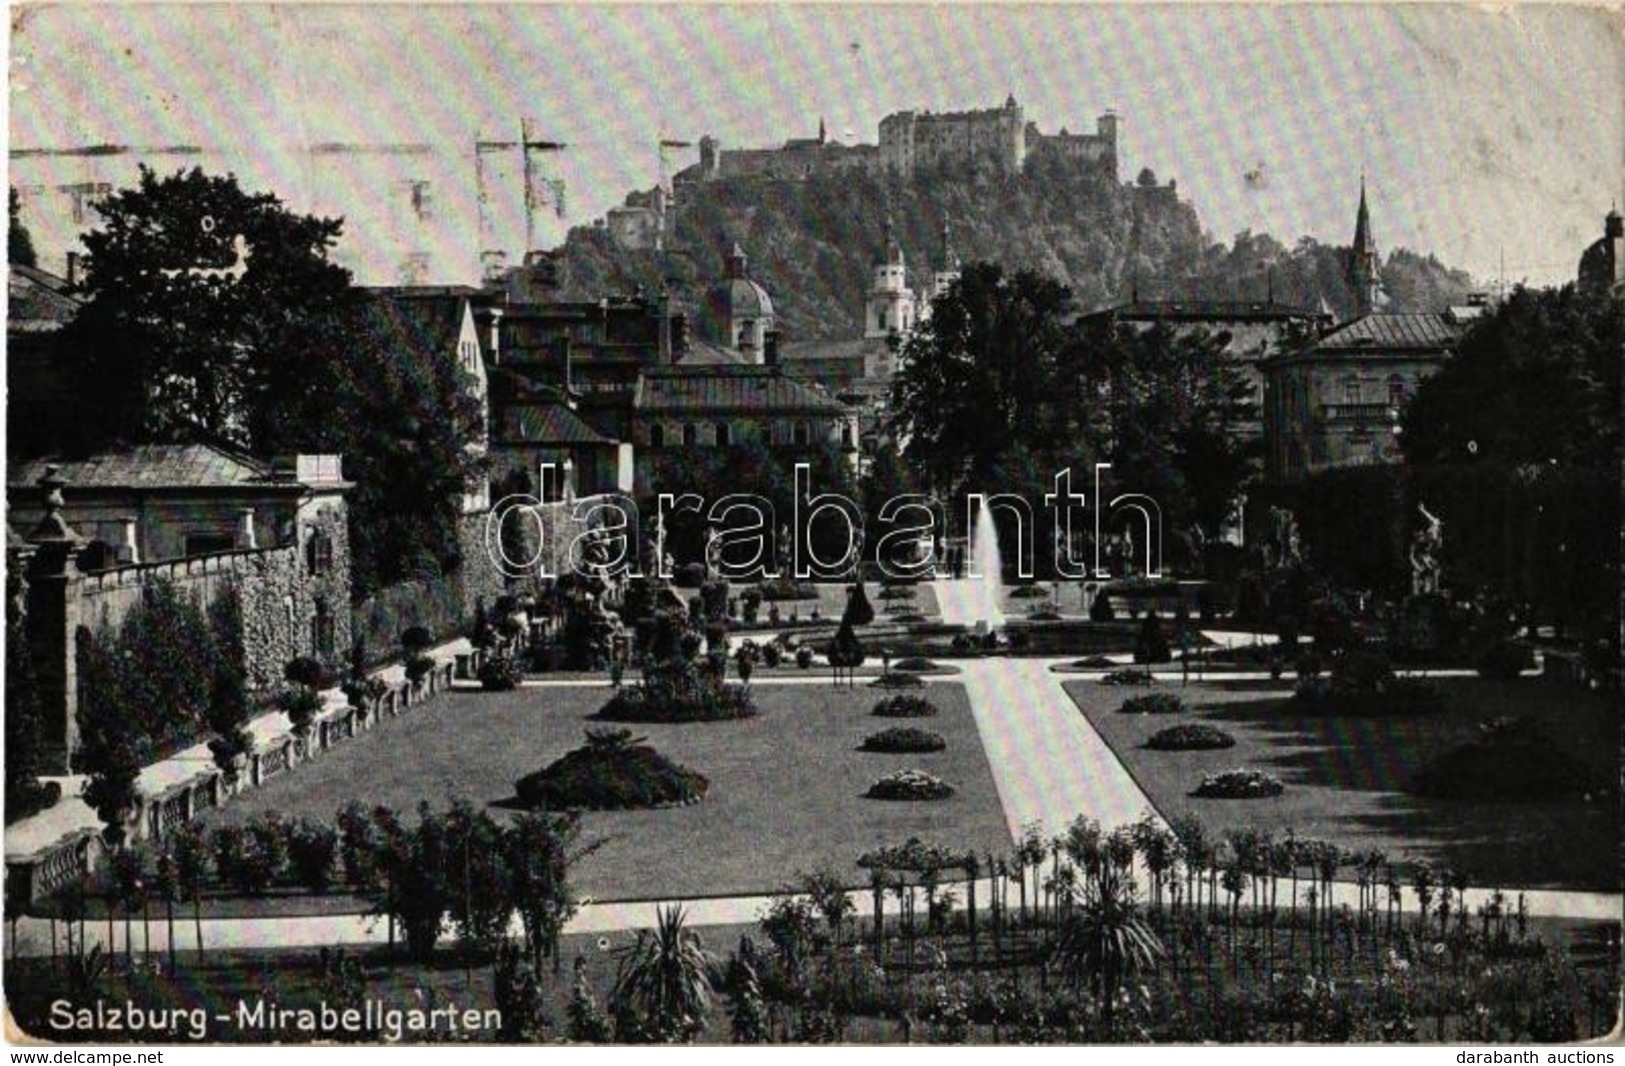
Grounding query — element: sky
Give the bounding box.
[9,3,1624,287]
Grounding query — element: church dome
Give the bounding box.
[696,243,775,348]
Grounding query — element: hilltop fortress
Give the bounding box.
[674,95,1118,185]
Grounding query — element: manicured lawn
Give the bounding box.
[203,680,1011,901]
[1064,677,1617,891]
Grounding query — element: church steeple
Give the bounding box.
[1350,173,1383,317]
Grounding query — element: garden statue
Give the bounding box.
[1411,503,1445,595]
[704,525,724,580]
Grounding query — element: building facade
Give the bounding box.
[1262,312,1458,483]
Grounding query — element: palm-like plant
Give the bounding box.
[612,904,719,1043]
[1050,862,1164,1026]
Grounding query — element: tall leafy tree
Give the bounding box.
[9,186,38,267]
[64,165,353,450]
[1402,284,1622,470]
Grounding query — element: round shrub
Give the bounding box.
[597,675,756,722]
[880,585,917,602]
[478,654,524,692]
[1100,668,1155,686]
[1118,692,1186,715]
[1410,717,1590,800]
[400,626,434,655]
[1089,593,1116,622]
[515,728,709,811]
[283,656,331,690]
[866,768,955,801]
[673,562,708,589]
[795,646,815,669]
[1146,723,1236,751]
[872,694,939,718]
[861,727,947,754]
[1192,768,1284,799]
[870,671,924,689]
[893,657,940,672]
[759,577,819,601]
[1010,584,1049,599]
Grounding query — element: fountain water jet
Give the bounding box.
[969,499,1006,634]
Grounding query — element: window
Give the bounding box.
[683,423,698,447]
[714,422,732,447]
[313,598,336,658]
[1387,374,1407,407]
[306,529,334,576]
[793,422,812,447]
[649,424,665,448]
[877,308,888,332]
[841,422,855,448]
[1342,375,1361,405]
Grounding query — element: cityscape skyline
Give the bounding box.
[9,4,1623,288]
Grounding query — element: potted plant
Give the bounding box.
[401,626,435,688]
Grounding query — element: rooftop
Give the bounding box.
[8,443,341,492]
[634,366,848,416]
[1313,312,1458,351]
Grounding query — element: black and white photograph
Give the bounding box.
[3,3,1621,1049]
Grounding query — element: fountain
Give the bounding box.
[968,500,1006,635]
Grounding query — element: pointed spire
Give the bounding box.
[818,116,827,144]
[725,242,748,279]
[940,221,957,271]
[1353,172,1373,255]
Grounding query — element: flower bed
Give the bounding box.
[1100,668,1156,686]
[872,694,939,718]
[866,769,955,801]
[861,727,948,753]
[1192,768,1284,799]
[1010,584,1050,599]
[893,657,940,672]
[515,728,709,811]
[1118,693,1186,715]
[869,671,925,689]
[1145,723,1236,751]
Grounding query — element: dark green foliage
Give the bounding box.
[73,634,144,847]
[1118,693,1185,715]
[868,670,924,689]
[1090,593,1116,622]
[827,619,867,669]
[493,942,551,1041]
[610,904,718,1043]
[1411,717,1592,800]
[283,656,330,690]
[283,818,338,895]
[353,575,465,663]
[478,654,524,691]
[1134,612,1171,664]
[1145,723,1236,751]
[515,728,709,811]
[62,165,352,450]
[9,186,37,266]
[1293,647,1444,715]
[604,609,756,722]
[871,694,939,718]
[5,568,59,822]
[442,799,514,955]
[77,579,234,763]
[369,803,449,963]
[275,684,324,735]
[842,583,876,627]
[861,726,947,753]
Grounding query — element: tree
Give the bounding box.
[891,261,1103,503]
[611,904,718,1043]
[1402,285,1621,471]
[1050,860,1163,1029]
[9,186,37,267]
[64,165,353,451]
[277,296,488,594]
[74,632,145,848]
[5,569,59,822]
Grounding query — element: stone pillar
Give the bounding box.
[27,467,87,773]
[238,509,258,550]
[119,517,140,565]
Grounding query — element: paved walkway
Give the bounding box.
[956,657,1164,838]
